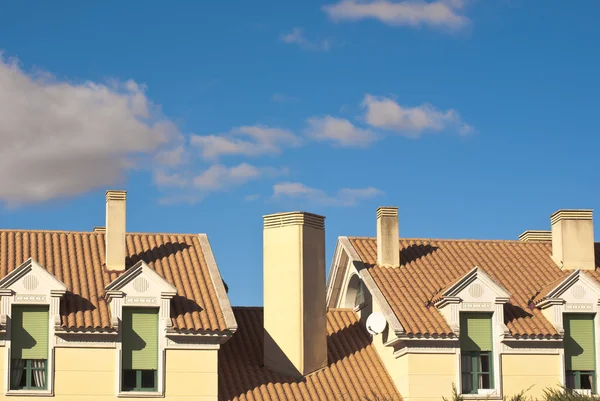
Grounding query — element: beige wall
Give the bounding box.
[165,349,219,401]
[371,297,455,401]
[403,353,456,401]
[0,347,218,401]
[502,354,562,399]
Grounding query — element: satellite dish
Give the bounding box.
[366,312,387,335]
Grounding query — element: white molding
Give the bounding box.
[197,234,238,333]
[326,237,406,335]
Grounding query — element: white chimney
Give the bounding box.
[551,209,595,270]
[105,190,127,271]
[377,206,400,267]
[263,211,327,377]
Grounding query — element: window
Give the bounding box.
[355,280,365,308]
[122,307,159,392]
[460,313,493,394]
[564,314,596,393]
[10,305,49,390]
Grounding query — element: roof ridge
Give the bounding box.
[0,228,204,236]
[347,236,556,244]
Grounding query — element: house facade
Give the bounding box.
[0,190,598,401]
[327,207,600,401]
[0,191,238,400]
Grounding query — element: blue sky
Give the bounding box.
[0,1,598,306]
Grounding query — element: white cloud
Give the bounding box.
[305,115,378,147]
[193,163,283,192]
[362,94,473,137]
[280,28,332,52]
[323,0,470,30]
[0,54,182,205]
[273,182,382,206]
[191,125,301,161]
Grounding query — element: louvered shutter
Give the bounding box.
[11,305,49,359]
[460,313,493,352]
[122,308,159,370]
[564,314,595,371]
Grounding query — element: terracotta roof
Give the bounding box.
[0,230,232,332]
[219,307,401,401]
[348,237,600,337]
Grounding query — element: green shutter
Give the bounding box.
[122,308,158,370]
[564,314,595,371]
[460,313,493,352]
[11,305,49,359]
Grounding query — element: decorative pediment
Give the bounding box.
[537,270,600,335]
[435,266,511,308]
[435,266,510,336]
[105,260,177,302]
[538,270,600,308]
[0,258,67,297]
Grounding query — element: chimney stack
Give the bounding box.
[105,190,127,271]
[551,209,595,270]
[377,207,400,267]
[263,211,327,377]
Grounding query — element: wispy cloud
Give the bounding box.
[280,28,332,51]
[154,163,288,204]
[323,0,470,30]
[271,93,299,103]
[305,115,378,147]
[0,53,181,206]
[244,194,260,201]
[362,94,473,137]
[191,125,301,161]
[273,182,382,206]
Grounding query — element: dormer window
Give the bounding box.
[105,260,177,396]
[460,313,493,394]
[564,314,596,394]
[0,258,67,396]
[121,307,159,392]
[10,305,49,390]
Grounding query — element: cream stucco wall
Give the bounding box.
[0,347,218,401]
[370,295,455,401]
[165,349,219,401]
[502,354,562,399]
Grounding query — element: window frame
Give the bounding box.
[119,306,162,395]
[566,370,596,393]
[122,369,158,392]
[461,351,494,395]
[10,359,48,391]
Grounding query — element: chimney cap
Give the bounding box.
[106,190,127,201]
[377,206,398,218]
[518,230,552,242]
[263,211,325,230]
[550,209,593,225]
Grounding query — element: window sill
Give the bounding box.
[462,392,502,400]
[6,390,53,397]
[118,391,163,398]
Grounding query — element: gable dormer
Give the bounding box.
[0,258,67,328]
[0,258,67,395]
[105,260,177,396]
[105,260,177,329]
[537,270,600,334]
[435,266,511,336]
